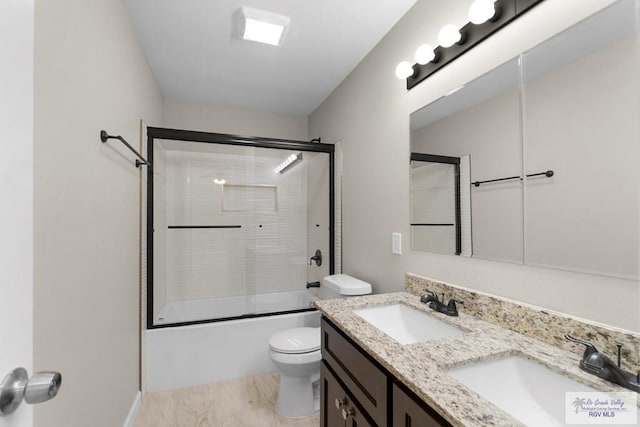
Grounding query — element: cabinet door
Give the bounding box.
[392,384,449,427]
[321,318,388,425]
[321,362,375,427]
[321,362,346,427]
[345,401,375,427]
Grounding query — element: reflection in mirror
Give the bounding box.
[410,58,523,263]
[522,0,639,279]
[410,153,471,256]
[409,0,639,279]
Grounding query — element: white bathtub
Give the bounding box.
[146,291,321,392]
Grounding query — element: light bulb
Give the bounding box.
[468,0,496,25]
[438,24,462,48]
[395,61,414,80]
[415,44,436,65]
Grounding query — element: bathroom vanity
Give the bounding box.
[321,316,449,426]
[316,274,640,426]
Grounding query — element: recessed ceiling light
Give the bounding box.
[239,7,290,46]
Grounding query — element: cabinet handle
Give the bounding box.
[342,406,354,420]
[335,397,347,410]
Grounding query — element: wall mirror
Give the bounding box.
[410,0,639,279]
[411,57,523,263]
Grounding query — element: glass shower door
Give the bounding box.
[148,130,333,327]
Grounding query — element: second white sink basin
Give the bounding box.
[448,355,601,426]
[353,303,464,344]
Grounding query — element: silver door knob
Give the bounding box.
[24,371,62,404]
[0,368,62,415]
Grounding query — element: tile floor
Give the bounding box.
[134,372,319,427]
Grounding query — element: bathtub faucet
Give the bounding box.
[309,249,322,266]
[306,281,321,288]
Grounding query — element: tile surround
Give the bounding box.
[161,147,308,303]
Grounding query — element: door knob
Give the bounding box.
[0,368,62,415]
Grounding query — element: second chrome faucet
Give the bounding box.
[420,291,463,316]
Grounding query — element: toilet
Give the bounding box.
[268,274,372,418]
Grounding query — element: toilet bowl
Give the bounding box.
[268,274,372,418]
[268,327,321,418]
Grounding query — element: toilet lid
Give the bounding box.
[269,327,320,354]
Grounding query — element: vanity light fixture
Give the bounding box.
[274,153,303,174]
[437,24,464,48]
[396,0,544,88]
[395,61,415,79]
[415,44,438,65]
[238,7,290,46]
[468,0,498,24]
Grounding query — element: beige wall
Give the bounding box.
[34,1,163,427]
[164,99,309,141]
[310,0,640,331]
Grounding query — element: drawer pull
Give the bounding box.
[335,397,347,410]
[342,407,354,420]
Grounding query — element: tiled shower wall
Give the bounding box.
[159,145,312,303]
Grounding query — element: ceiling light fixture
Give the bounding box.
[274,153,303,174]
[213,178,226,185]
[238,7,290,46]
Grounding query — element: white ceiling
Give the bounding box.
[124,0,417,116]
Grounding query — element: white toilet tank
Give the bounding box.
[318,274,372,300]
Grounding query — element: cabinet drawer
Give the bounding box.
[321,317,388,426]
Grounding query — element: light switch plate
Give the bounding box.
[392,232,402,255]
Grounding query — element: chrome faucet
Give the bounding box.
[565,334,639,392]
[420,291,463,316]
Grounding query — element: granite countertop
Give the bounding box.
[315,292,629,427]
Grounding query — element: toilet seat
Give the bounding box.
[269,348,321,365]
[269,327,320,354]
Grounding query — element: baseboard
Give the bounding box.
[123,391,142,427]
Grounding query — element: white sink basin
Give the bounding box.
[447,355,600,426]
[353,303,464,345]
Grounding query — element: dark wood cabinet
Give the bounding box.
[321,316,451,427]
[392,384,445,427]
[321,362,374,427]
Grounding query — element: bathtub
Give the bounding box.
[145,290,321,392]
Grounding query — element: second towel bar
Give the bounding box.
[472,170,554,187]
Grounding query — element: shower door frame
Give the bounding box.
[146,127,335,329]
